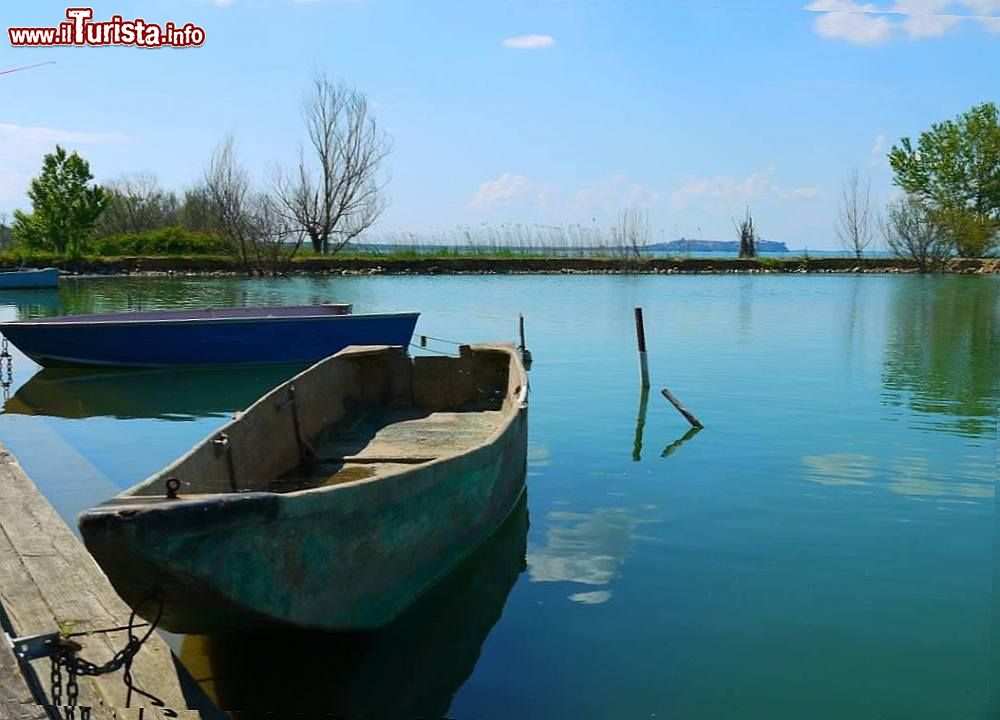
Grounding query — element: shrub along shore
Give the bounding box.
[4,254,999,276]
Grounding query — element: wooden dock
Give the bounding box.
[0,442,218,718]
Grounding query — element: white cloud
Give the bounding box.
[978,15,1000,30]
[961,0,1000,12]
[900,12,963,35]
[804,0,1000,42]
[571,174,662,216]
[805,1,895,44]
[469,173,549,210]
[871,133,886,157]
[501,34,555,49]
[787,186,825,199]
[671,167,822,209]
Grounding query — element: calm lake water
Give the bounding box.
[0,274,997,719]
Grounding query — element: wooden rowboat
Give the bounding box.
[78,343,528,634]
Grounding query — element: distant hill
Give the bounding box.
[648,239,790,253]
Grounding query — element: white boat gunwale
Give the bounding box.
[0,308,420,329]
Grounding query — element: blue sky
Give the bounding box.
[1,0,998,248]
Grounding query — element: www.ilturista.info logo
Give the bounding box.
[8,8,205,48]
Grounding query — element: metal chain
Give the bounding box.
[50,656,63,707]
[45,599,169,718]
[0,337,12,401]
[65,661,80,709]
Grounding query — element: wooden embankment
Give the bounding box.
[0,442,217,718]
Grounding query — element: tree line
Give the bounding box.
[1,72,391,274]
[838,102,1000,269]
[2,96,997,271]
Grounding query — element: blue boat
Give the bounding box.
[0,268,59,289]
[0,304,419,368]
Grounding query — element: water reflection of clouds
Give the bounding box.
[568,590,613,605]
[527,444,550,467]
[888,457,993,500]
[802,453,874,486]
[527,507,657,605]
[802,452,994,501]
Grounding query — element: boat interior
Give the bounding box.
[118,344,524,500]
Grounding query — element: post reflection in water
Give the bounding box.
[4,365,306,421]
[180,491,529,716]
[882,276,999,438]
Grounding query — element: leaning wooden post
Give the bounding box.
[634,307,650,389]
[661,386,704,429]
[518,314,526,351]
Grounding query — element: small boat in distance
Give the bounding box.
[79,344,529,634]
[0,267,59,290]
[0,304,419,368]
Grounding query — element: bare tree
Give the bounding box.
[179,186,218,233]
[277,73,392,255]
[97,172,179,236]
[250,193,306,276]
[734,207,757,258]
[205,136,306,275]
[882,195,951,271]
[204,136,257,271]
[612,207,649,260]
[837,168,875,260]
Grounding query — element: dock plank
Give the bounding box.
[0,626,46,719]
[0,443,212,715]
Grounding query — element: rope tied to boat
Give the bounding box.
[47,597,176,719]
[409,331,469,357]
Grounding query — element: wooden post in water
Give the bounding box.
[661,386,704,429]
[634,307,650,389]
[518,314,533,369]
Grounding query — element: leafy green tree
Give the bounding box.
[13,145,108,256]
[889,102,1000,257]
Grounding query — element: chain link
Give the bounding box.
[0,337,12,401]
[50,655,63,707]
[44,598,171,719]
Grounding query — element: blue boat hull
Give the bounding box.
[0,268,59,289]
[0,313,419,368]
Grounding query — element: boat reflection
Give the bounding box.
[4,365,305,421]
[0,288,62,317]
[180,491,529,715]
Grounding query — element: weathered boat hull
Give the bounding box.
[0,306,418,368]
[78,344,529,633]
[0,267,59,289]
[179,490,528,713]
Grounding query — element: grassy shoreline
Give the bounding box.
[4,254,999,276]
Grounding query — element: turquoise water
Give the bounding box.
[0,275,997,718]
